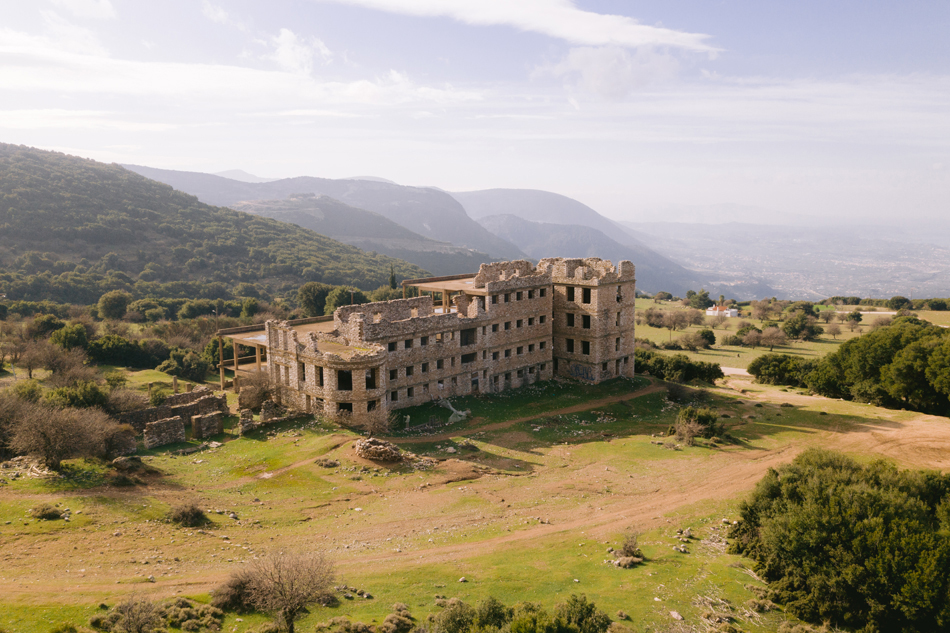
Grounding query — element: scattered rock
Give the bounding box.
[458,577,467,583]
[670,611,683,621]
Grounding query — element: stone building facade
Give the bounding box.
[219,258,635,428]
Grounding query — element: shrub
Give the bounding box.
[44,380,109,409]
[554,594,611,633]
[149,387,171,407]
[50,323,89,350]
[31,503,63,520]
[211,568,257,613]
[430,598,476,633]
[11,405,118,469]
[730,449,950,631]
[675,406,721,443]
[104,371,128,391]
[10,379,43,403]
[618,530,642,558]
[157,349,211,383]
[168,503,209,527]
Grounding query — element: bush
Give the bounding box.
[168,503,209,527]
[44,380,109,409]
[9,379,43,403]
[211,569,257,613]
[635,349,723,384]
[618,530,642,558]
[31,503,63,520]
[50,323,89,350]
[748,354,816,388]
[729,449,950,631]
[157,349,211,383]
[675,406,721,444]
[554,594,612,633]
[10,405,118,469]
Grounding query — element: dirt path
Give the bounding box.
[389,383,667,444]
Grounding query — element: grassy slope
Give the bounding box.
[4,369,946,632]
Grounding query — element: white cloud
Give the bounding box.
[24,11,109,56]
[539,46,681,100]
[265,28,333,74]
[201,1,249,32]
[50,0,116,20]
[0,27,479,107]
[319,0,716,51]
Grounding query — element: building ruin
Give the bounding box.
[217,258,635,428]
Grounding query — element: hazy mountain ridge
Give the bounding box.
[122,165,527,261]
[231,194,498,275]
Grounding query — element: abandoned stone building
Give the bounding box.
[217,257,635,427]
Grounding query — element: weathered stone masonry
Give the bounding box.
[218,257,635,428]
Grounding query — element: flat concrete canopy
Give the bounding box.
[405,276,487,296]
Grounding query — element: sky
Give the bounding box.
[2,0,949,224]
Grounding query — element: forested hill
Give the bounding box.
[0,143,429,304]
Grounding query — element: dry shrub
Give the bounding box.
[379,613,413,633]
[674,419,705,446]
[238,371,271,410]
[11,404,118,470]
[746,598,776,613]
[619,531,642,558]
[106,389,148,414]
[168,503,209,527]
[315,458,340,468]
[31,503,63,520]
[211,568,257,613]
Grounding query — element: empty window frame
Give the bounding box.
[540,341,546,350]
[405,339,413,349]
[407,387,414,398]
[582,288,591,304]
[616,337,621,351]
[461,353,476,364]
[528,344,535,352]
[582,315,591,329]
[566,338,575,353]
[517,346,524,355]
[460,328,477,346]
[582,340,591,355]
[388,341,397,352]
[567,287,575,302]
[566,313,575,327]
[365,368,377,389]
[367,400,378,411]
[492,351,499,361]
[492,323,499,332]
[406,365,414,377]
[389,369,397,381]
[421,362,429,373]
[528,317,534,326]
[539,315,546,324]
[437,359,444,369]
[505,349,512,358]
[505,321,511,330]
[516,291,522,301]
[539,288,546,297]
[337,370,353,391]
[516,319,523,328]
[421,336,428,346]
[338,402,353,412]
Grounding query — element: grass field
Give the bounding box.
[4,366,950,633]
[634,298,865,369]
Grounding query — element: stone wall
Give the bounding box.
[143,416,186,449]
[119,393,229,433]
[109,427,138,457]
[192,412,223,440]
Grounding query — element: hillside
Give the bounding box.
[122,165,527,261]
[0,144,429,304]
[231,194,497,275]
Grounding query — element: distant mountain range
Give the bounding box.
[230,194,496,275]
[123,165,526,262]
[129,166,776,298]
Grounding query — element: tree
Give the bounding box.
[10,405,116,470]
[846,310,863,331]
[887,295,912,311]
[826,322,842,339]
[323,287,369,315]
[783,313,824,341]
[297,282,334,317]
[49,323,88,350]
[389,264,397,290]
[742,330,762,349]
[98,290,132,320]
[928,299,947,311]
[688,288,713,310]
[240,297,260,319]
[245,550,335,633]
[818,309,835,323]
[654,291,672,302]
[760,326,787,351]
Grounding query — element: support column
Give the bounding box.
[255,345,262,373]
[233,340,240,393]
[218,337,225,390]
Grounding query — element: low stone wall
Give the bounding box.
[192,412,223,440]
[237,403,306,436]
[162,386,211,407]
[119,393,229,433]
[143,416,186,449]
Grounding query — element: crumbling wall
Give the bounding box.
[192,412,223,440]
[473,260,538,287]
[118,393,229,433]
[143,416,185,449]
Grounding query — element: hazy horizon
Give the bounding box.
[3,0,948,225]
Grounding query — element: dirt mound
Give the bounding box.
[354,438,403,462]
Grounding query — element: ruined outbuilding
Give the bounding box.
[217,258,635,428]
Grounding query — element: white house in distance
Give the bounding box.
[706,305,739,318]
